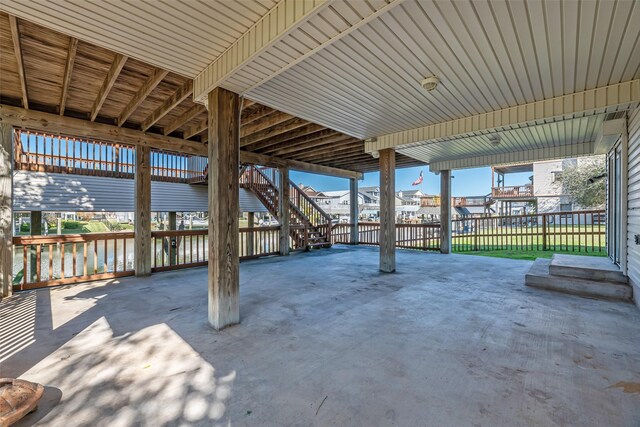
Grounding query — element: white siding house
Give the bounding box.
[627,106,640,308]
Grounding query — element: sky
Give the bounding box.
[291,166,533,197]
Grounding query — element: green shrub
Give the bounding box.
[20,223,30,232]
[62,220,81,229]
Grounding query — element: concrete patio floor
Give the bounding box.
[1,245,639,426]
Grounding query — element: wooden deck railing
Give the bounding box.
[451,210,606,253]
[14,130,207,183]
[332,210,606,254]
[331,222,440,251]
[12,232,135,290]
[491,184,534,198]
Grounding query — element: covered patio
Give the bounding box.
[2,245,639,426]
[1,1,640,425]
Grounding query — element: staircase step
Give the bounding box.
[308,242,332,248]
[549,254,627,283]
[525,258,632,301]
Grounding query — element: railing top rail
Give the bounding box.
[452,209,605,222]
[151,229,208,237]
[289,180,332,223]
[13,231,135,244]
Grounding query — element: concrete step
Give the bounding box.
[525,258,632,301]
[549,254,628,283]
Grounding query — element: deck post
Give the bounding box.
[207,87,240,330]
[279,167,290,256]
[247,212,255,256]
[168,211,177,266]
[379,148,395,272]
[440,169,452,254]
[0,123,13,298]
[29,211,42,281]
[350,177,359,244]
[134,145,152,276]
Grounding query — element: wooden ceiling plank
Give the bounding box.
[117,68,169,127]
[241,121,322,149]
[242,99,256,109]
[271,135,356,157]
[240,111,295,138]
[240,150,362,180]
[245,124,327,152]
[184,119,207,139]
[258,129,337,154]
[164,104,206,135]
[59,37,79,115]
[140,80,193,131]
[241,105,274,125]
[8,15,29,109]
[91,54,128,121]
[240,117,310,147]
[287,140,362,161]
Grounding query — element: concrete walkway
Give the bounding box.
[1,246,639,426]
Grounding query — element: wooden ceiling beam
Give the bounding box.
[240,117,309,147]
[59,37,78,116]
[164,104,206,135]
[141,80,193,131]
[8,16,28,109]
[241,105,273,125]
[298,148,366,164]
[240,150,362,180]
[271,134,355,157]
[286,140,361,161]
[242,99,256,109]
[258,129,337,154]
[240,111,294,138]
[90,54,128,121]
[184,119,207,139]
[117,68,168,126]
[242,123,325,151]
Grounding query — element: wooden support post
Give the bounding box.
[30,211,42,282]
[134,145,151,276]
[379,148,395,272]
[440,169,452,254]
[279,167,290,256]
[168,211,177,266]
[247,212,255,256]
[207,87,240,330]
[0,123,13,298]
[350,177,359,244]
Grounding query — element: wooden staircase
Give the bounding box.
[240,165,332,250]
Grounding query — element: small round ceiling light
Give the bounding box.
[488,134,502,145]
[421,75,440,92]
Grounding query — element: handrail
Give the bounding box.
[491,184,534,198]
[289,181,332,224]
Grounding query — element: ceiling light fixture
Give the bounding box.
[488,134,501,145]
[421,75,440,92]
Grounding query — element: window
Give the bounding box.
[552,171,563,182]
[560,203,572,212]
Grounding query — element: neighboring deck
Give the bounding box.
[2,246,639,426]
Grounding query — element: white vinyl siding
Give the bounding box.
[12,171,267,213]
[627,106,640,308]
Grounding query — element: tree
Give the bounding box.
[560,157,606,209]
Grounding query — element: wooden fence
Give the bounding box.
[451,210,606,253]
[12,232,135,290]
[332,222,440,251]
[333,210,606,254]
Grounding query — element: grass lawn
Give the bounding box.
[455,249,608,261]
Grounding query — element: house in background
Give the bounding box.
[492,155,604,215]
